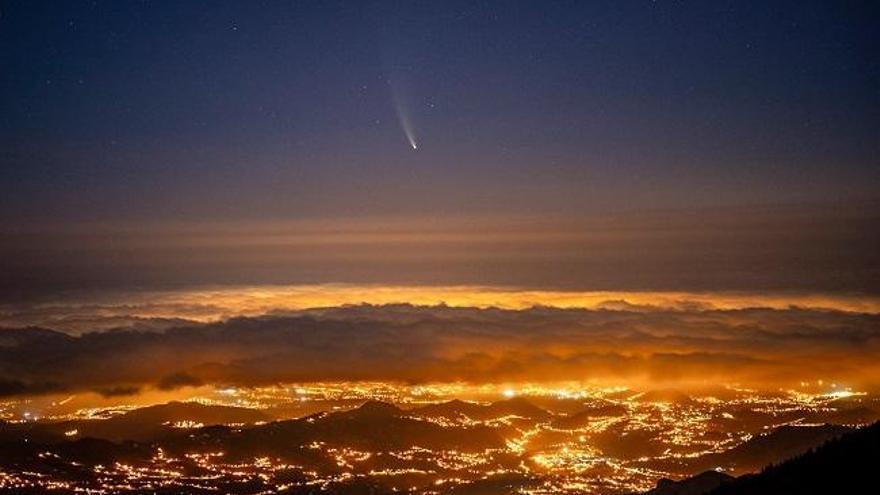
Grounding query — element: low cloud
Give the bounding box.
[1,304,878,397]
[157,372,204,391]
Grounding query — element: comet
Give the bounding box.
[389,76,418,150]
[393,95,418,150]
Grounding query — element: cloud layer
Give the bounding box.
[2,304,878,397]
[3,284,879,335]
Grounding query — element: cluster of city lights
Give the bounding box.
[0,381,874,494]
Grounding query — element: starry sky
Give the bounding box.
[1,0,878,295]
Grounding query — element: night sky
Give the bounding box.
[1,0,878,294]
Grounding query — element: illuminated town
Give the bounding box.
[1,381,875,494]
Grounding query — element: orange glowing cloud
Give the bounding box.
[4,285,876,332]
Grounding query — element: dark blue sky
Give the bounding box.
[1,0,877,221]
[0,1,878,295]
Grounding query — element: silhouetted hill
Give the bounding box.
[643,422,880,495]
[0,401,271,445]
[710,421,880,494]
[645,471,734,495]
[411,397,550,422]
[168,400,506,464]
[339,399,403,419]
[803,405,880,426]
[0,436,151,469]
[687,423,851,474]
[123,400,269,424]
[411,399,480,419]
[53,401,271,442]
[0,400,511,490]
[592,422,666,459]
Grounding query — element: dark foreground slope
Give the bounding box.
[645,421,880,495]
[710,420,880,495]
